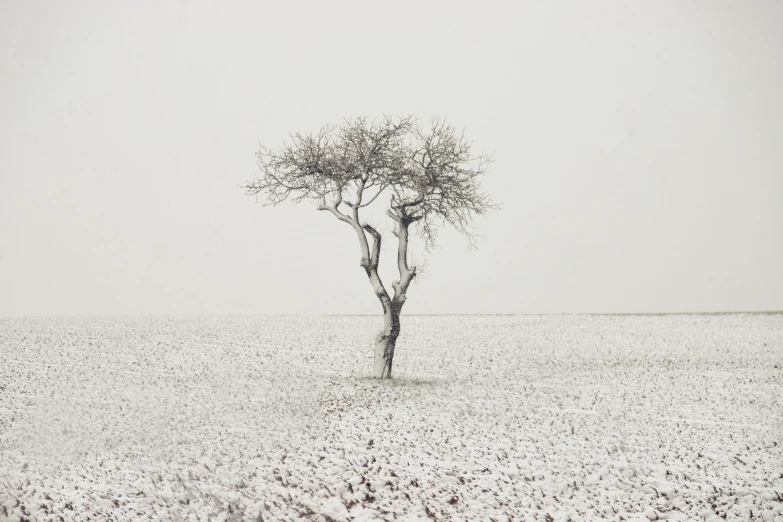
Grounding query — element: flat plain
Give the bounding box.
[1,314,782,522]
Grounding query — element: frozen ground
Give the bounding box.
[1,314,782,522]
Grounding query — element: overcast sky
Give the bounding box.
[1,1,781,316]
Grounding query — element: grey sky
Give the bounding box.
[1,1,781,316]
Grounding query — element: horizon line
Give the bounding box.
[1,310,782,319]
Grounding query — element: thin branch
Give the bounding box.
[354,183,388,208]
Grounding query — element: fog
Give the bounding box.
[1,1,781,315]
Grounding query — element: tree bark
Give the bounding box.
[373,304,401,379]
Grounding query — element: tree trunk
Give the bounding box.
[373,307,400,379]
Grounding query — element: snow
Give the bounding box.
[1,314,782,521]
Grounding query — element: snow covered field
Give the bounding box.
[1,314,781,522]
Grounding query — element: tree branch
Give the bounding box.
[317,193,353,225]
[392,221,416,305]
[393,193,425,210]
[354,184,388,208]
[361,223,391,313]
[362,224,382,271]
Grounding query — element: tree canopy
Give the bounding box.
[245,114,496,249]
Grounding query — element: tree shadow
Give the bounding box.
[353,375,445,387]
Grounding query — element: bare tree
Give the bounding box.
[245,115,496,379]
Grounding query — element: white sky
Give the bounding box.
[1,1,782,316]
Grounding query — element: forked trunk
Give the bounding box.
[373,307,400,379]
[346,211,412,380]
